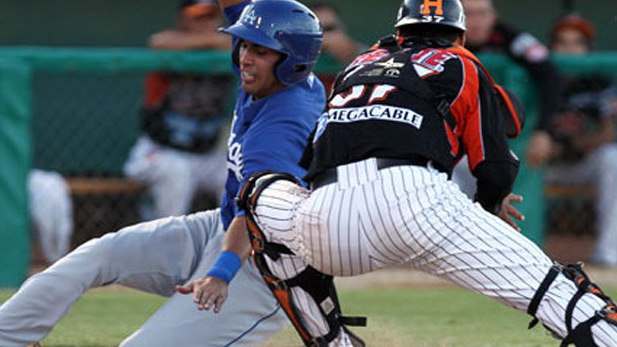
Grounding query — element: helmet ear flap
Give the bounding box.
[231,40,241,67]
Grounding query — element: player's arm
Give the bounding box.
[176,216,250,313]
[503,27,564,167]
[455,61,519,215]
[177,99,318,312]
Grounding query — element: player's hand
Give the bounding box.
[176,276,229,314]
[526,131,553,168]
[498,193,524,232]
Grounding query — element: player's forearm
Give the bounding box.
[222,215,252,262]
[203,216,251,284]
[473,160,519,215]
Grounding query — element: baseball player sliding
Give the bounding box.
[186,0,617,346]
[0,0,325,346]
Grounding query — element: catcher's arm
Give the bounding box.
[498,193,524,232]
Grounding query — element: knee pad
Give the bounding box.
[237,171,366,346]
[527,262,617,347]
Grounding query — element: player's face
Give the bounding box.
[462,0,497,46]
[238,40,284,100]
[552,28,589,56]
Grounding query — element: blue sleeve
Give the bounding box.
[232,100,317,217]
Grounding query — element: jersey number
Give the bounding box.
[329,85,397,108]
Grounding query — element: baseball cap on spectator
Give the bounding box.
[179,0,219,17]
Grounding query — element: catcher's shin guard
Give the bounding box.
[527,262,617,347]
[237,172,367,347]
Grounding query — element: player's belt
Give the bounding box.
[310,156,431,190]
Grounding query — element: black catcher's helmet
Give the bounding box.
[395,0,466,32]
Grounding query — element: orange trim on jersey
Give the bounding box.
[448,45,524,161]
[447,45,497,85]
[450,55,484,170]
[144,73,170,107]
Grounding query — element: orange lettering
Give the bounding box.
[421,0,444,15]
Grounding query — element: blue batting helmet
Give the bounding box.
[220,0,323,86]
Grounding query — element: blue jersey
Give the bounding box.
[220,1,326,230]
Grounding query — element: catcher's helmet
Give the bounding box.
[220,0,322,86]
[395,0,466,32]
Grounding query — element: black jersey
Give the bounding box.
[302,37,519,214]
[140,72,233,153]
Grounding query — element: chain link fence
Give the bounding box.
[4,48,617,267]
[12,49,237,264]
[31,70,149,254]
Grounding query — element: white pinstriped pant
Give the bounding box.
[253,158,617,346]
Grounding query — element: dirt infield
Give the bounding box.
[335,264,617,289]
[30,232,617,291]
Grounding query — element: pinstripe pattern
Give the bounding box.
[253,158,617,346]
[254,183,353,345]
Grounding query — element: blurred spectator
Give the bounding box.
[545,14,617,266]
[28,170,73,263]
[310,3,367,65]
[124,0,232,218]
[310,3,367,93]
[461,0,563,168]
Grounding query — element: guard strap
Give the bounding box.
[560,263,617,346]
[561,315,600,347]
[527,264,560,329]
[253,249,366,346]
[529,263,617,346]
[238,171,366,346]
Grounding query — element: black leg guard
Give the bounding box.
[237,171,367,347]
[527,262,617,347]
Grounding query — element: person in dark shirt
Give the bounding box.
[124,0,233,218]
[545,14,617,266]
[462,0,563,167]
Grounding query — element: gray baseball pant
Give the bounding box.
[0,209,287,346]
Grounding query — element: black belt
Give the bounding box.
[310,156,431,190]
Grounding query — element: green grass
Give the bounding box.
[1,287,615,346]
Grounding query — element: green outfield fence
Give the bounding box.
[0,48,616,287]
